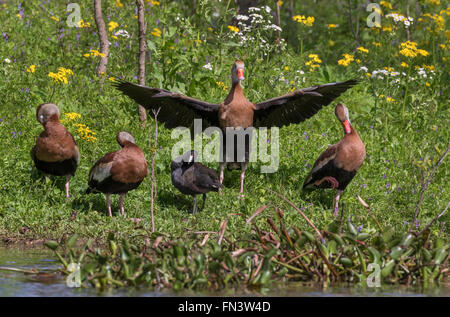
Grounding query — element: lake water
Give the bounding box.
[1,246,448,297]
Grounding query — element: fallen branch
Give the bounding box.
[357,195,383,231]
[246,205,268,226]
[417,201,450,237]
[0,266,38,274]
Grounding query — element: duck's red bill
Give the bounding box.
[237,68,244,80]
[343,120,351,133]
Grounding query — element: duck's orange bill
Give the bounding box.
[237,68,244,80]
[342,120,351,134]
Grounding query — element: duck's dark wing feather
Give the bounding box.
[194,163,221,191]
[114,81,220,130]
[254,80,357,128]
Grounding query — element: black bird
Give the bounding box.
[171,150,222,214]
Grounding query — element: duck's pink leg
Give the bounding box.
[106,194,112,217]
[239,162,248,199]
[119,194,125,216]
[65,175,71,198]
[315,176,339,190]
[333,189,344,216]
[219,162,225,195]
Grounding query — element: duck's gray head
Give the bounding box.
[116,131,135,147]
[36,103,60,124]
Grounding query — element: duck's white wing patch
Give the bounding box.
[90,161,113,183]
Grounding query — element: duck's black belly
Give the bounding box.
[310,159,357,190]
[33,157,78,176]
[221,128,252,169]
[88,176,143,194]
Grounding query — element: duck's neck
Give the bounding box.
[43,115,61,131]
[225,81,245,104]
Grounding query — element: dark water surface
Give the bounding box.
[0,246,448,297]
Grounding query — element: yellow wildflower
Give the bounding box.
[328,24,338,29]
[27,65,36,73]
[227,25,239,33]
[357,46,369,54]
[86,49,106,58]
[372,41,382,47]
[48,67,73,84]
[147,0,160,5]
[216,81,228,91]
[399,41,429,58]
[151,28,162,37]
[305,54,322,72]
[293,15,315,27]
[425,82,430,87]
[401,62,409,68]
[380,1,392,9]
[108,21,119,32]
[61,112,82,124]
[77,19,91,28]
[386,96,395,103]
[338,53,354,67]
[50,16,59,22]
[116,0,124,7]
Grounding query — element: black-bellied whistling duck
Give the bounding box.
[86,131,148,217]
[303,104,366,216]
[31,103,80,198]
[115,60,357,196]
[171,150,222,214]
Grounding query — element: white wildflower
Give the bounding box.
[236,15,249,21]
[114,29,130,38]
[203,62,213,71]
[359,66,368,72]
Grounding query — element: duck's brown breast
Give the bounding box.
[35,122,76,162]
[218,83,255,129]
[110,145,148,183]
[335,132,365,171]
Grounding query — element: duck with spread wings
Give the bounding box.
[115,60,357,197]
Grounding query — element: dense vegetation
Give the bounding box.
[0,0,448,291]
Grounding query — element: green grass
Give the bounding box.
[0,0,448,250]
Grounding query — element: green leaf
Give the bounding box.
[381,260,395,278]
[390,246,404,260]
[347,221,358,236]
[44,240,59,251]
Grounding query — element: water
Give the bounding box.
[0,246,164,296]
[0,246,448,297]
